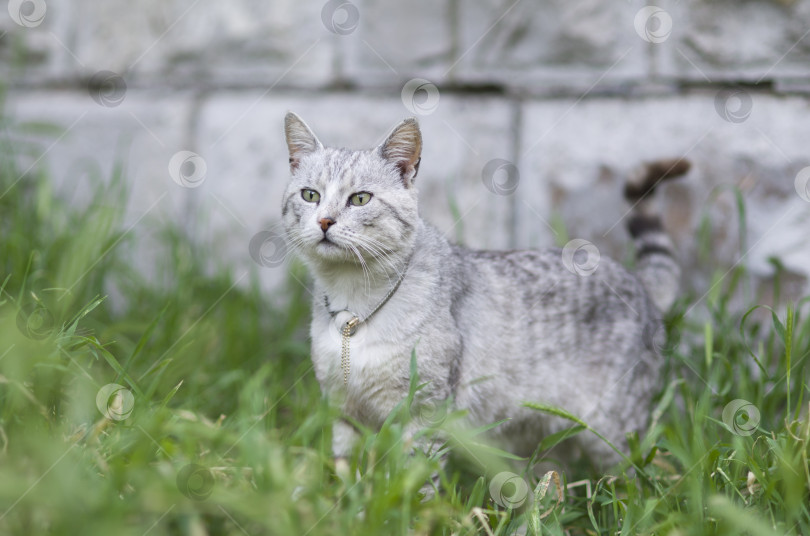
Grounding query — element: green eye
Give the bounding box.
[349,192,372,206]
[301,189,320,203]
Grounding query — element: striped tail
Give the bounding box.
[624,158,690,312]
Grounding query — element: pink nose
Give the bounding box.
[319,218,335,232]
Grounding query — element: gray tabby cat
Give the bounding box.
[281,112,688,470]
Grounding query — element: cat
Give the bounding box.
[280,111,688,475]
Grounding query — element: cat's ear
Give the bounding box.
[379,118,422,187]
[285,112,323,171]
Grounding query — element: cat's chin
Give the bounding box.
[306,241,383,271]
[310,239,353,262]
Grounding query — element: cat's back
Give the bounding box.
[450,244,656,324]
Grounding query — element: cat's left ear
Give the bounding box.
[285,112,323,171]
[379,118,422,187]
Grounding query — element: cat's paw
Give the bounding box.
[418,472,441,502]
[418,483,437,502]
[334,456,351,483]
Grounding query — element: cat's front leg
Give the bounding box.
[401,421,447,500]
[404,395,453,499]
[332,417,359,480]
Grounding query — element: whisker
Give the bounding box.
[350,233,405,282]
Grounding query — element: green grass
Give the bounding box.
[1,111,809,536]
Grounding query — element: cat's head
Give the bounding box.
[281,112,422,270]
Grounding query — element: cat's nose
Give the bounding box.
[319,217,336,232]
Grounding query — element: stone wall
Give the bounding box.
[3,0,810,302]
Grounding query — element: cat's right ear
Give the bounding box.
[285,112,323,171]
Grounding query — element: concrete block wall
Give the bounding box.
[2,0,810,302]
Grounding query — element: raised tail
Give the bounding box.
[624,158,690,312]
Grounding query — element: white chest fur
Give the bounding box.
[310,306,412,423]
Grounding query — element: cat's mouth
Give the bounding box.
[315,236,344,254]
[313,235,362,263]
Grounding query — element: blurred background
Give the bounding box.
[3,0,810,304]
